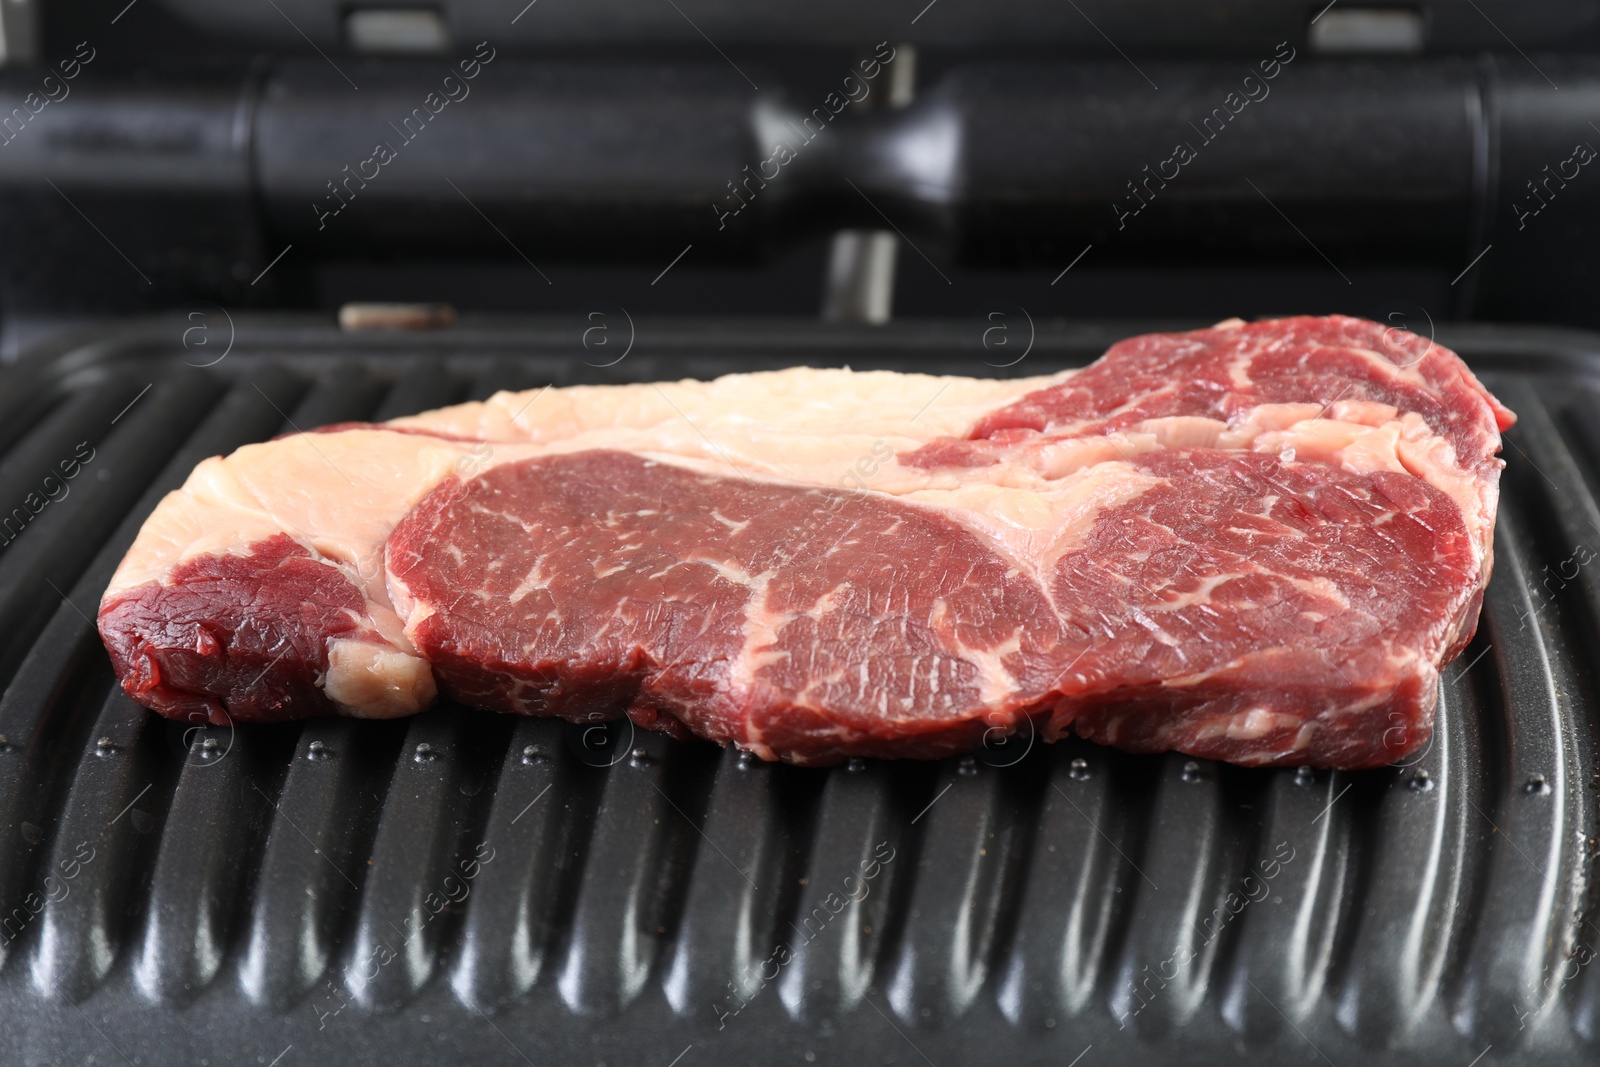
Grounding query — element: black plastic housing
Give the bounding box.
[3,55,1600,323]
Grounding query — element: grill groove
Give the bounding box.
[30,689,163,1003]
[777,759,904,1021]
[1219,768,1352,1037]
[449,717,578,1011]
[555,729,686,1016]
[661,747,807,1018]
[995,743,1137,1028]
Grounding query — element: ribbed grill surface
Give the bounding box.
[0,316,1595,1066]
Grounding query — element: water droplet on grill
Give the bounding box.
[1068,758,1090,780]
[1181,760,1202,782]
[1525,773,1551,795]
[413,742,436,762]
[1408,769,1433,792]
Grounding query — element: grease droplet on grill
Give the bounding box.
[521,744,545,764]
[1068,757,1090,780]
[1525,773,1551,795]
[1181,760,1203,782]
[1408,769,1433,792]
[1294,765,1315,785]
[307,740,329,760]
[957,755,978,776]
[413,742,436,762]
[845,757,867,773]
[95,737,117,757]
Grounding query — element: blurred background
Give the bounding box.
[0,0,1595,356]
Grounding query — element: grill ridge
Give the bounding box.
[448,717,581,1011]
[1451,507,1573,1040]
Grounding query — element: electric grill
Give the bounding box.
[3,3,1600,1065]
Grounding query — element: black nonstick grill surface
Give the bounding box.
[1,314,1598,1066]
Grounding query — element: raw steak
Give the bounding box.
[97,316,1514,768]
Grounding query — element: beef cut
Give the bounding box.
[97,316,1515,768]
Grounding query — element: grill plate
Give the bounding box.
[0,314,1595,1066]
